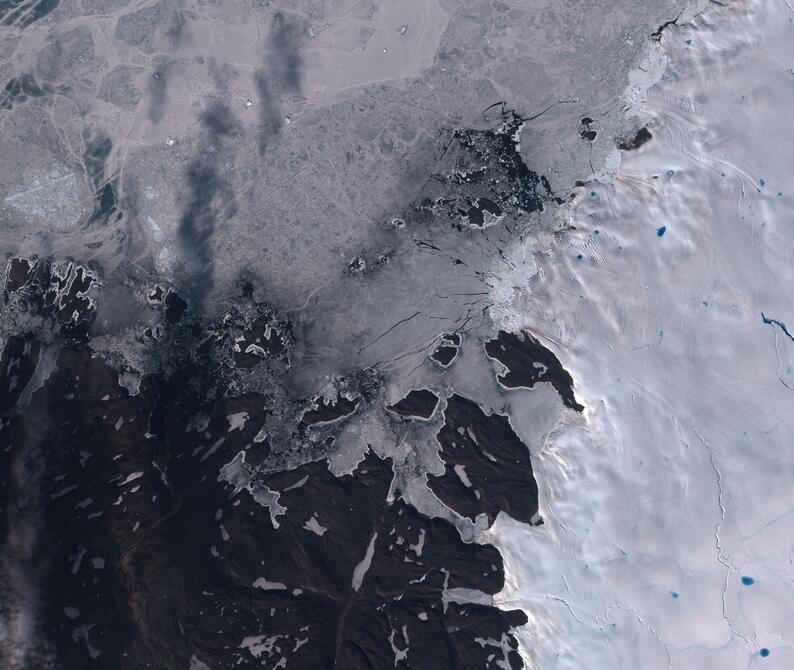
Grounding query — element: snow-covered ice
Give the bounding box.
[487,2,794,667]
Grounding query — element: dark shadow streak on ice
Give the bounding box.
[761,312,794,344]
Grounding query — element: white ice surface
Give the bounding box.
[486,2,794,668]
[303,514,328,536]
[252,578,287,591]
[226,412,249,432]
[352,532,378,592]
[187,655,210,670]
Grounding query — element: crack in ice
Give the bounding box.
[693,430,752,646]
[761,312,794,344]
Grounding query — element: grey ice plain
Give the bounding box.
[0,0,688,392]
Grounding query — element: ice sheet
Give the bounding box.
[487,1,794,667]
